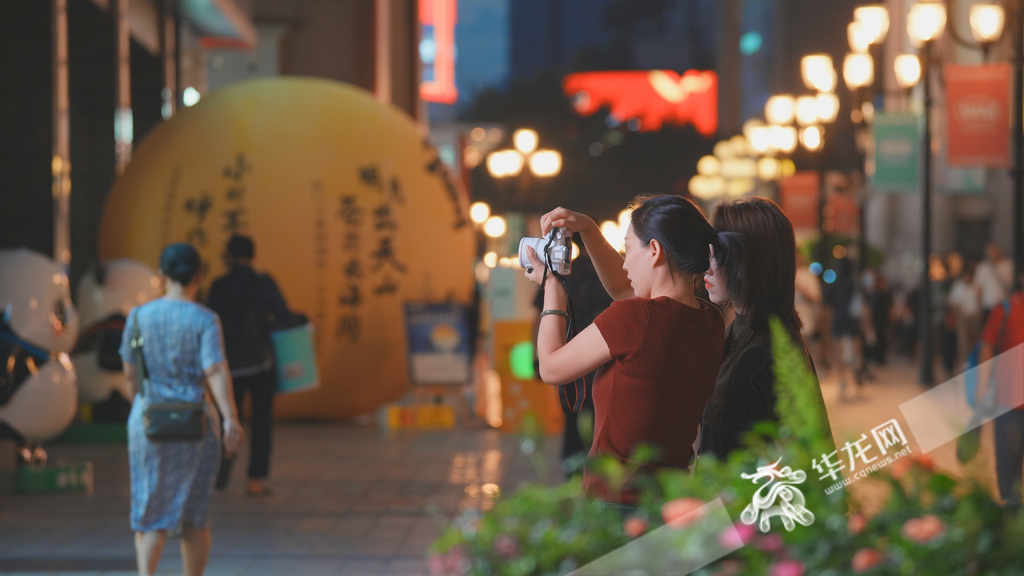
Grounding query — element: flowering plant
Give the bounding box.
[430,319,1024,574]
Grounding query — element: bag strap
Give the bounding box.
[130,312,151,399]
[544,273,587,414]
[556,310,587,414]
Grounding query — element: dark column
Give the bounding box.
[0,2,54,255]
[919,46,934,386]
[1014,0,1024,278]
[67,1,163,288]
[717,0,742,136]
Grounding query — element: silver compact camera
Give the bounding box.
[518,227,572,275]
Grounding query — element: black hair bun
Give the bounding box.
[159,243,202,285]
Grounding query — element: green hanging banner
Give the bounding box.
[871,112,921,193]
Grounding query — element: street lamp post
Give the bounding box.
[846,5,890,285]
[844,49,875,272]
[799,55,840,267]
[907,0,947,386]
[961,1,1021,294]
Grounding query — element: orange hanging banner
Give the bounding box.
[946,63,1011,167]
[779,171,820,233]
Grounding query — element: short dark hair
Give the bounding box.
[159,243,203,285]
[226,235,255,260]
[712,197,800,334]
[629,195,717,276]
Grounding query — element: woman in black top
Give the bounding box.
[699,197,833,460]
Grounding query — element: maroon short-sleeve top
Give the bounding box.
[585,296,725,502]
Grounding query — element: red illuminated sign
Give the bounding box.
[419,0,458,104]
[563,70,718,134]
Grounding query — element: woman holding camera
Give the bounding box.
[524,195,725,504]
[121,243,244,576]
[700,197,832,460]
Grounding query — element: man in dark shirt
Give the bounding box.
[207,235,305,496]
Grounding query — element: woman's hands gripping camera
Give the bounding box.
[523,245,563,287]
[539,207,598,238]
[529,207,635,301]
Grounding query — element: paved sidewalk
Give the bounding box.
[816,358,999,513]
[0,424,562,575]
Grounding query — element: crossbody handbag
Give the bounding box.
[130,312,206,442]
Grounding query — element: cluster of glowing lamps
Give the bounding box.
[486,129,562,178]
[689,50,848,201]
[751,54,842,162]
[688,134,797,200]
[843,2,1005,97]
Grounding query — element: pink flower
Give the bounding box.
[661,497,706,528]
[718,522,756,548]
[624,516,649,538]
[756,533,785,553]
[493,534,520,560]
[852,548,884,572]
[848,514,867,535]
[428,553,446,575]
[770,559,805,576]
[429,546,470,576]
[901,514,945,544]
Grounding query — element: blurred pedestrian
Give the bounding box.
[893,286,917,359]
[937,255,960,379]
[977,266,1024,504]
[207,235,306,497]
[868,272,892,366]
[794,250,822,354]
[858,268,878,381]
[976,243,1013,324]
[701,197,832,459]
[525,197,725,505]
[826,257,861,400]
[121,243,243,576]
[948,261,982,370]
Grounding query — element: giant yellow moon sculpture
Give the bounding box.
[99,78,475,419]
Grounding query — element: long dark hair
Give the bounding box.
[629,194,718,278]
[712,197,801,334]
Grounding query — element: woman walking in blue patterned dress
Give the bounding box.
[120,243,244,576]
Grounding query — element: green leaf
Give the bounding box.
[768,316,833,455]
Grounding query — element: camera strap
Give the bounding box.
[542,235,587,415]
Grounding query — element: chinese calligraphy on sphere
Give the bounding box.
[97,77,475,420]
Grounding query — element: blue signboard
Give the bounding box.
[404,302,472,385]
